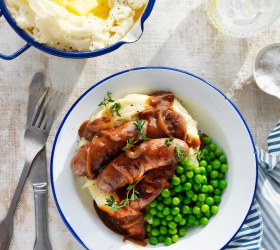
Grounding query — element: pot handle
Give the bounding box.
[0,10,31,60]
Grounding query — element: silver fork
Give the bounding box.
[0,88,61,250]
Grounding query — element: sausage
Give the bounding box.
[71,121,147,179]
[97,138,189,193]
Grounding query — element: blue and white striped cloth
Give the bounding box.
[227,122,280,250]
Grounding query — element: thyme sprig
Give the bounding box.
[165,136,186,161]
[134,119,150,141]
[98,91,114,107]
[123,138,136,151]
[110,102,122,117]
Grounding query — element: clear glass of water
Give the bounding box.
[207,0,280,37]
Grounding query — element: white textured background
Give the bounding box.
[0,1,280,249]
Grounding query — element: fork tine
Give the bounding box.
[34,91,53,128]
[31,88,49,126]
[41,91,63,132]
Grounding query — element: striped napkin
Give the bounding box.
[227,122,280,249]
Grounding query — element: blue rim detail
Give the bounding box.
[0,0,155,59]
[50,67,258,250]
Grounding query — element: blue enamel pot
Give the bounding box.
[0,0,155,60]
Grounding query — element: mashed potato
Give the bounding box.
[6,0,148,51]
[81,94,200,208]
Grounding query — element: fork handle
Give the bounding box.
[33,184,52,250]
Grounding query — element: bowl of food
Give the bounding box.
[51,67,257,250]
[0,0,155,60]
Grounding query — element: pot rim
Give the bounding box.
[0,0,155,58]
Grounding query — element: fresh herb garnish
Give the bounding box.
[123,138,136,151]
[98,91,115,107]
[165,136,186,161]
[134,119,150,141]
[105,196,120,211]
[109,102,122,117]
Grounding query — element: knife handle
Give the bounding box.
[33,183,52,250]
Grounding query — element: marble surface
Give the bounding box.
[0,1,279,249]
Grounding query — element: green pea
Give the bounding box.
[161,218,168,225]
[164,237,172,246]
[193,206,201,215]
[186,190,194,199]
[187,215,196,224]
[193,167,201,174]
[176,166,185,174]
[160,226,168,235]
[183,182,192,191]
[209,143,217,152]
[161,188,171,198]
[184,161,194,171]
[214,195,222,204]
[153,218,161,227]
[180,158,189,165]
[178,218,186,226]
[174,213,183,223]
[206,165,212,173]
[174,185,183,193]
[157,202,164,211]
[186,171,194,179]
[209,152,215,160]
[150,208,157,215]
[166,214,173,221]
[200,217,209,226]
[201,204,209,213]
[204,210,212,218]
[168,221,177,229]
[157,211,164,218]
[193,183,201,191]
[219,155,227,163]
[200,167,206,175]
[196,213,203,219]
[220,163,228,173]
[194,219,200,226]
[211,160,221,170]
[144,213,152,221]
[203,136,212,145]
[172,176,181,185]
[196,201,204,207]
[198,193,206,201]
[163,207,171,216]
[214,188,222,195]
[210,170,219,179]
[178,227,187,237]
[158,235,164,243]
[172,197,181,206]
[183,197,191,205]
[210,180,218,187]
[207,185,214,193]
[151,228,160,236]
[218,180,227,189]
[149,236,158,245]
[192,194,198,202]
[163,197,172,205]
[149,200,157,208]
[171,234,179,243]
[211,205,219,215]
[171,207,180,215]
[215,149,223,157]
[201,185,209,193]
[205,197,214,206]
[146,224,152,232]
[180,174,187,183]
[218,172,225,179]
[182,205,190,214]
[199,160,207,167]
[169,228,177,235]
[195,174,204,184]
[201,175,208,184]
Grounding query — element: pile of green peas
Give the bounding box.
[145,135,228,246]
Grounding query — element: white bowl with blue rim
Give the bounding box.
[51,67,257,250]
[0,0,155,60]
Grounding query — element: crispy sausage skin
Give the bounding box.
[71,121,147,179]
[97,138,189,193]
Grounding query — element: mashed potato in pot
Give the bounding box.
[5,0,148,51]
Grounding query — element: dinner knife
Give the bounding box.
[27,72,53,250]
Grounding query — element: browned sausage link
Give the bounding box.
[130,164,177,210]
[71,121,147,179]
[97,138,189,193]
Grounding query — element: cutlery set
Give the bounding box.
[0,72,61,250]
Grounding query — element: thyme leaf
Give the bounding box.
[98,91,115,107]
[165,136,187,161]
[123,138,136,151]
[109,102,122,117]
[134,119,150,141]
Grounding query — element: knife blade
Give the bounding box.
[27,72,52,250]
